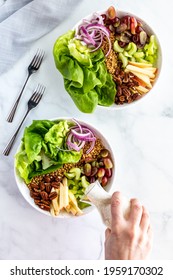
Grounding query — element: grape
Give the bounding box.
[113,17,120,27]
[102,176,108,187]
[105,168,112,178]
[97,168,106,178]
[84,163,91,176]
[139,31,147,45]
[90,167,98,177]
[100,149,109,158]
[116,23,127,33]
[132,34,139,43]
[104,158,113,169]
[121,16,131,30]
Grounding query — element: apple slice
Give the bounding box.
[59,178,69,210]
[51,188,60,216]
[127,70,152,88]
[128,60,153,68]
[131,17,137,34]
[68,191,83,216]
[126,64,156,78]
[136,86,149,94]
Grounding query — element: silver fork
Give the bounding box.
[7,49,45,123]
[3,84,46,156]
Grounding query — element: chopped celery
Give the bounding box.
[69,167,81,180]
[129,56,136,62]
[81,176,90,189]
[118,53,128,68]
[65,172,75,179]
[113,40,124,52]
[123,51,132,57]
[113,34,158,67]
[66,168,90,210]
[144,35,158,63]
[126,42,137,55]
[133,51,145,59]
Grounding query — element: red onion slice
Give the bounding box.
[75,17,111,56]
[86,139,96,154]
[66,121,97,153]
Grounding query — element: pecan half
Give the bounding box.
[45,183,52,194]
[41,200,51,206]
[49,192,58,201]
[34,199,41,205]
[30,183,39,189]
[39,204,50,211]
[44,176,51,183]
[40,191,49,201]
[30,190,41,199]
[51,182,60,189]
[39,182,45,191]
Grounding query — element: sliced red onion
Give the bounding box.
[66,120,96,153]
[75,17,111,56]
[89,38,103,53]
[86,139,96,154]
[86,23,110,36]
[72,118,82,133]
[92,13,104,25]
[67,133,85,151]
[83,37,95,45]
[71,129,96,141]
[80,26,97,46]
[71,129,90,138]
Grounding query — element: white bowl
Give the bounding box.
[73,9,162,110]
[14,117,116,218]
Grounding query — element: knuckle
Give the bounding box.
[112,198,121,208]
[131,199,142,211]
[127,230,136,241]
[133,204,141,211]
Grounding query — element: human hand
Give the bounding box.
[105,192,153,260]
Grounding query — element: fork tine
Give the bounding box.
[35,50,45,69]
[30,84,40,101]
[36,51,45,68]
[30,49,40,66]
[36,85,46,102]
[31,84,45,103]
[31,49,44,68]
[37,86,46,102]
[36,93,43,104]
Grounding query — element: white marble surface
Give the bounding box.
[0,0,173,260]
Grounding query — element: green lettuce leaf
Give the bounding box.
[53,30,116,113]
[15,120,82,183]
[53,30,84,87]
[45,120,69,146]
[64,80,99,113]
[15,145,34,184]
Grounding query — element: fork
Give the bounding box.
[3,84,46,156]
[7,49,45,123]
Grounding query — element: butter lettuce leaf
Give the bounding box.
[53,30,116,113]
[15,120,82,183]
[45,120,69,146]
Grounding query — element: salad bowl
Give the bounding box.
[14,118,115,218]
[53,6,162,112]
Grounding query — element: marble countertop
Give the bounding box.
[0,0,173,260]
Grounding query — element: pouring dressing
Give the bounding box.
[82,180,130,229]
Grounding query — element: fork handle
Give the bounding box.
[3,109,30,156]
[6,73,31,123]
